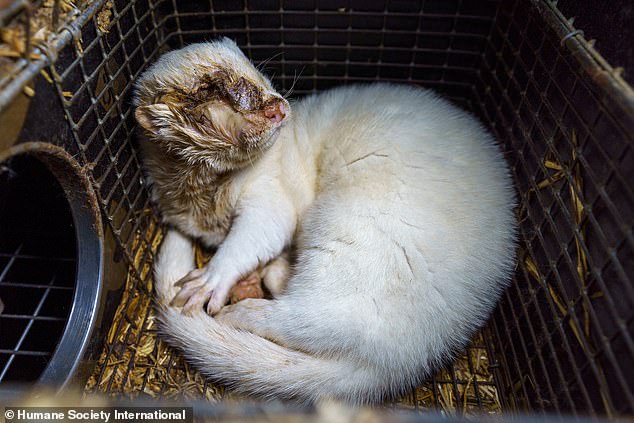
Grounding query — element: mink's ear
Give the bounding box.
[135,104,173,135]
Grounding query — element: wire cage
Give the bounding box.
[0,0,631,419]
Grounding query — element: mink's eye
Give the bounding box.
[227,77,263,111]
[233,85,252,110]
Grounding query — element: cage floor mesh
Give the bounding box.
[0,0,631,418]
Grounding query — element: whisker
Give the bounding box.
[256,51,284,72]
[284,66,305,100]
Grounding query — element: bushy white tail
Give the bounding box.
[153,230,386,404]
[157,306,391,403]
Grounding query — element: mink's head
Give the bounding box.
[134,38,289,172]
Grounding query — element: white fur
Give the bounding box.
[154,229,195,301]
[147,40,517,404]
[259,253,290,296]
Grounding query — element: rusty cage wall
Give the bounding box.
[0,0,632,419]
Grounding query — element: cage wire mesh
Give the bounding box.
[474,1,634,416]
[0,0,632,419]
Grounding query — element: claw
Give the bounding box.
[206,286,231,315]
[170,279,205,307]
[174,268,205,287]
[182,282,215,315]
[169,267,237,316]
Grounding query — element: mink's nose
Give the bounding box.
[264,100,287,124]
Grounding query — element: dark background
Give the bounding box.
[558,0,633,85]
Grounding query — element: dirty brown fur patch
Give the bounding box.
[191,72,265,112]
[148,69,266,116]
[133,45,289,248]
[142,144,235,242]
[138,67,278,154]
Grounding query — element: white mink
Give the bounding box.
[134,38,517,404]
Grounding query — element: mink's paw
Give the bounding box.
[171,268,232,316]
